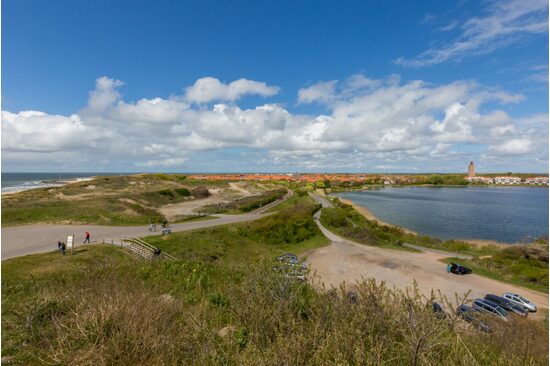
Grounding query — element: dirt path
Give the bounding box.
[305,210,548,315]
[2,191,292,260]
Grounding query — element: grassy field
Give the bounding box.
[1,175,277,226]
[320,200,549,293]
[3,243,547,363]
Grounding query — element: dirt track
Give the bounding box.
[304,203,548,315]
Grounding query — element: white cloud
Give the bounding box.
[297,80,337,104]
[184,77,279,104]
[489,138,536,155]
[396,0,548,67]
[2,74,547,171]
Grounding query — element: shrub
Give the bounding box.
[175,188,191,197]
[192,186,210,198]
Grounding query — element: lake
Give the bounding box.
[337,186,549,243]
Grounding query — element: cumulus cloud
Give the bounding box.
[396,0,548,67]
[184,77,279,104]
[2,74,547,172]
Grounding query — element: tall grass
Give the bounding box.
[2,251,547,365]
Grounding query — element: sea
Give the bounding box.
[1,172,128,194]
[338,186,549,243]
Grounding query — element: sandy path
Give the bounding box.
[304,209,548,314]
[159,183,258,219]
[228,182,253,196]
[159,193,230,218]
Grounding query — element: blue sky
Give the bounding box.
[2,0,548,173]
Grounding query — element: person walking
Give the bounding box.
[84,231,90,244]
[57,241,62,251]
[446,264,451,273]
[61,242,66,256]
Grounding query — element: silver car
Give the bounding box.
[503,293,537,312]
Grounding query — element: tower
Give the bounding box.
[468,161,475,177]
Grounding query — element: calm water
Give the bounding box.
[338,186,549,243]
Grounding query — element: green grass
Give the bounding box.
[320,205,415,251]
[1,174,237,226]
[440,257,548,294]
[146,196,329,266]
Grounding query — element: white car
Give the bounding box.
[503,293,537,312]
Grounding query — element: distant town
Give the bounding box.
[188,161,549,186]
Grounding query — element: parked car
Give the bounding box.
[347,291,358,304]
[432,302,447,319]
[484,294,528,316]
[275,253,307,281]
[277,253,299,265]
[450,262,472,275]
[503,293,537,312]
[456,304,491,333]
[473,299,508,321]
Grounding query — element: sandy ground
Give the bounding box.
[159,183,256,219]
[1,190,292,260]
[228,182,253,196]
[304,208,548,317]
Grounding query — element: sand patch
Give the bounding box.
[159,189,242,219]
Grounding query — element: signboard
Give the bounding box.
[66,235,74,248]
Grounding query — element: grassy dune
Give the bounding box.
[3,234,547,363]
[1,175,278,226]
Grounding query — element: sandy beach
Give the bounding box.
[2,177,96,196]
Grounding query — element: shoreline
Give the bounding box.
[2,177,96,196]
[337,197,418,235]
[332,194,527,248]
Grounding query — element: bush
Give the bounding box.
[174,188,190,197]
[192,186,210,198]
[158,189,174,197]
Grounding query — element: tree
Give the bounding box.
[426,175,444,185]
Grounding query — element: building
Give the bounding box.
[525,177,549,185]
[465,176,494,184]
[468,161,475,177]
[494,176,522,185]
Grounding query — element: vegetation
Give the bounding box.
[3,246,547,364]
[1,175,256,226]
[321,200,549,292]
[320,204,413,250]
[440,244,549,293]
[202,188,287,214]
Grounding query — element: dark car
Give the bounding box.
[456,304,491,333]
[432,302,447,319]
[473,299,508,321]
[346,291,358,304]
[450,262,472,275]
[484,294,528,317]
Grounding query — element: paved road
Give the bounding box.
[2,190,292,260]
[308,192,334,208]
[306,210,548,313]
